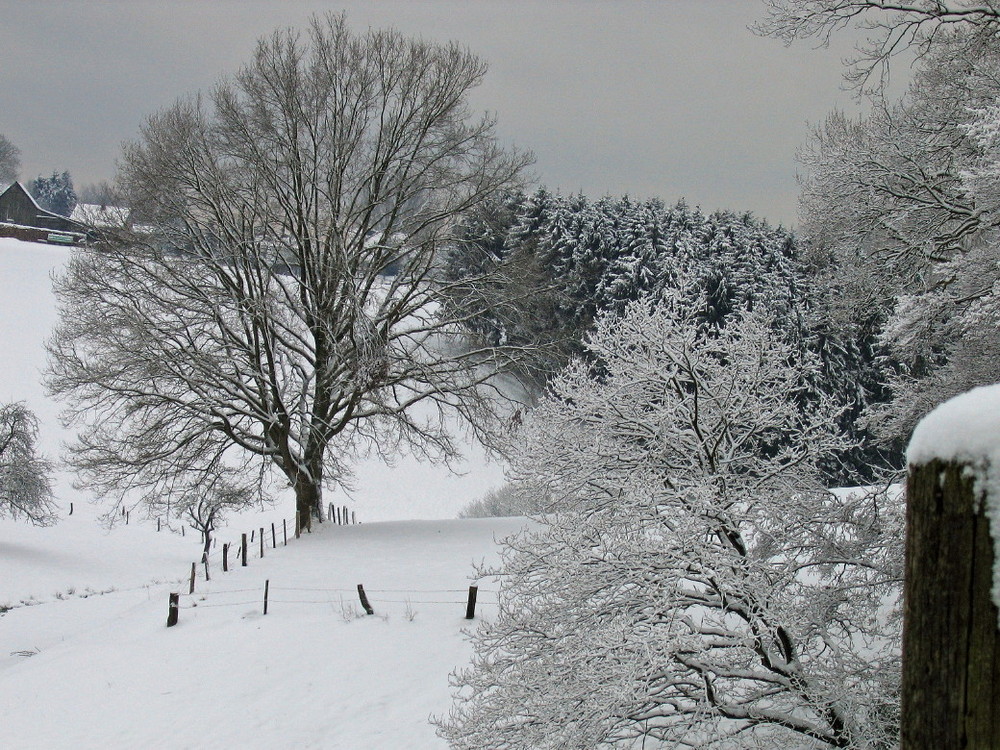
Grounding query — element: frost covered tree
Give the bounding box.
[439,288,902,749]
[757,0,1000,90]
[0,134,20,185]
[0,403,56,526]
[46,14,531,525]
[765,6,1000,446]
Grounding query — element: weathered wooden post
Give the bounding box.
[903,387,1000,748]
[166,592,179,627]
[188,562,196,595]
[241,533,248,567]
[357,584,374,615]
[263,580,270,616]
[259,527,265,558]
[271,522,276,549]
[465,585,479,620]
[222,542,229,572]
[283,518,288,546]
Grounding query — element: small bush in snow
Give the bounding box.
[458,484,537,518]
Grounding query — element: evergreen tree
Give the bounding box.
[30,171,77,216]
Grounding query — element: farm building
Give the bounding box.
[0,182,87,245]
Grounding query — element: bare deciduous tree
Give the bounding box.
[0,134,20,185]
[46,14,532,525]
[146,469,264,560]
[0,403,56,526]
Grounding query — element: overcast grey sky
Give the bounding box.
[0,1,880,228]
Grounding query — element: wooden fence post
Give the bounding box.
[283,518,288,546]
[903,456,1000,745]
[189,562,196,595]
[241,533,248,567]
[465,585,479,620]
[351,510,356,525]
[357,584,374,615]
[69,502,73,515]
[259,527,264,558]
[342,506,348,527]
[295,512,301,539]
[336,505,341,525]
[263,579,270,616]
[271,522,276,549]
[166,592,179,627]
[223,543,229,573]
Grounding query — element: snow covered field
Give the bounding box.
[0,237,522,747]
[1,513,528,748]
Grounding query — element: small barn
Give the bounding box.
[0,182,87,245]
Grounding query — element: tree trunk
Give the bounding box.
[902,459,1000,748]
[293,473,322,530]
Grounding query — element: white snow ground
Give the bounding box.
[0,237,521,748]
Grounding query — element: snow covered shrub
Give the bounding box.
[0,402,55,526]
[458,483,538,518]
[438,289,902,749]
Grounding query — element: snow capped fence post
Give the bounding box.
[903,386,1000,748]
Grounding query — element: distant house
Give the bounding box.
[0,182,87,245]
[70,202,130,229]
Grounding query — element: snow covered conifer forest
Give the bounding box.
[6,2,1000,748]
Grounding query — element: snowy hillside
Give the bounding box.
[1,513,529,748]
[0,236,522,747]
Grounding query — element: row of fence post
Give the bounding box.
[167,507,360,627]
[168,582,481,625]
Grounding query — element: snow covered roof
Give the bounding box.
[70,202,129,228]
